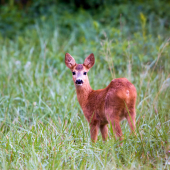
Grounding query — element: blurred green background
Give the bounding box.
[1,0,170,70]
[1,0,170,38]
[0,0,170,169]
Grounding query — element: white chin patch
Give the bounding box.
[76,84,83,86]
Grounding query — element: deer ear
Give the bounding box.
[83,53,95,69]
[65,53,76,70]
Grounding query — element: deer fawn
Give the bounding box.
[65,53,137,142]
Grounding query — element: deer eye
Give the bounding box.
[72,72,76,75]
[83,72,87,75]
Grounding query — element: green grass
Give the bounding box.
[0,4,170,169]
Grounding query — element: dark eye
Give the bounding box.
[83,72,87,75]
[72,72,76,75]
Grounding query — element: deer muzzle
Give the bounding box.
[75,79,83,85]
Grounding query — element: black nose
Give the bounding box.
[75,79,83,84]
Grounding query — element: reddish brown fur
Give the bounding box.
[75,64,83,70]
[65,53,137,142]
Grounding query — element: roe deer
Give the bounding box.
[65,53,137,142]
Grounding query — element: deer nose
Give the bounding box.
[75,79,83,84]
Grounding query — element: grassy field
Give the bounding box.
[0,2,170,169]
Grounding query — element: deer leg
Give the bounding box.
[105,106,123,140]
[90,123,99,143]
[100,124,108,141]
[126,108,136,134]
[111,118,123,140]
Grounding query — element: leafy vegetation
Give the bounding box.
[0,0,170,169]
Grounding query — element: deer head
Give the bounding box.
[65,53,95,87]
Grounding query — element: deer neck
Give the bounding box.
[75,81,93,108]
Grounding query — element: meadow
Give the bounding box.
[0,1,170,169]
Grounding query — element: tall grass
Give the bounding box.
[0,9,170,169]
